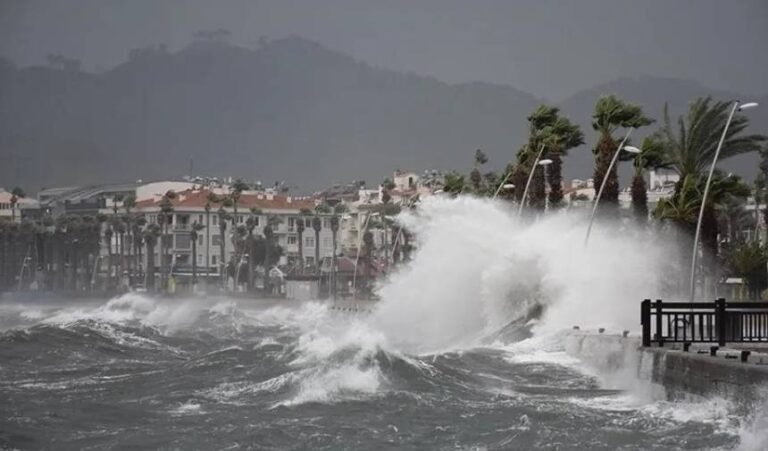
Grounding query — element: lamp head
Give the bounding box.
[623,146,642,154]
[538,159,553,166]
[739,102,758,111]
[502,184,515,189]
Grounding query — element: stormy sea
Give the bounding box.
[1,197,766,450]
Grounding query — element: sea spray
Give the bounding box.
[371,195,669,353]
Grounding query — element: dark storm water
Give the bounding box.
[0,296,755,450]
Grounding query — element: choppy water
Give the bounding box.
[0,295,762,450]
[1,197,767,450]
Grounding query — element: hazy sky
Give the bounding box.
[1,0,767,99]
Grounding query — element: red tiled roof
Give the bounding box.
[135,189,315,211]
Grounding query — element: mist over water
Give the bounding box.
[1,196,764,450]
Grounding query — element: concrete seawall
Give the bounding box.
[566,332,768,406]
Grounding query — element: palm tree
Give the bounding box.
[245,207,262,291]
[296,211,306,274]
[330,205,345,298]
[545,117,584,208]
[469,149,488,193]
[592,95,654,213]
[522,106,584,209]
[204,192,218,287]
[9,194,17,222]
[725,241,767,300]
[660,98,766,189]
[123,194,136,282]
[190,221,204,288]
[158,191,176,291]
[230,179,249,227]
[217,206,230,289]
[104,225,114,289]
[443,171,467,196]
[630,135,667,223]
[143,224,161,291]
[312,215,322,274]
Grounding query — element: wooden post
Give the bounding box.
[716,298,726,347]
[641,299,651,347]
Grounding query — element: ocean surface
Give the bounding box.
[0,295,764,450]
[2,197,767,450]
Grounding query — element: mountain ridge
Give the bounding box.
[0,36,765,192]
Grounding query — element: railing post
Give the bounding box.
[655,299,664,347]
[641,299,651,347]
[716,298,726,347]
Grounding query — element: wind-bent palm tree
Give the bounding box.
[592,95,654,212]
[123,194,136,282]
[660,97,766,190]
[522,106,584,209]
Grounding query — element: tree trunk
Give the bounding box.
[315,230,320,275]
[529,165,547,211]
[547,151,564,209]
[630,173,648,224]
[298,229,304,274]
[331,230,338,298]
[594,134,620,215]
[192,236,197,287]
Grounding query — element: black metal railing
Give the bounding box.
[641,298,768,347]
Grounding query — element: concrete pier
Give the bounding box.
[566,332,768,405]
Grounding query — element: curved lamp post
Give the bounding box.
[583,129,639,246]
[517,143,552,218]
[492,177,515,199]
[689,101,758,302]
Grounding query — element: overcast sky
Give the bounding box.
[1,0,767,99]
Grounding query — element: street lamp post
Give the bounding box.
[583,129,639,246]
[517,143,552,217]
[689,101,758,302]
[491,168,516,199]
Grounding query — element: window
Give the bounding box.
[212,235,222,246]
[197,255,204,265]
[288,217,295,228]
[305,218,311,227]
[211,255,217,266]
[212,215,218,225]
[175,234,192,250]
[253,216,260,226]
[287,236,297,245]
[306,256,314,266]
[198,235,203,245]
[198,214,204,224]
[323,237,333,248]
[323,218,330,228]
[305,236,315,248]
[238,215,244,224]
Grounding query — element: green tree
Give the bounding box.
[592,95,654,213]
[660,98,766,188]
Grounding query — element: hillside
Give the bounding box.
[0,37,765,192]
